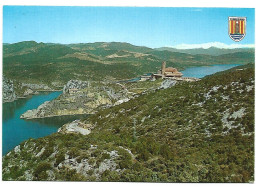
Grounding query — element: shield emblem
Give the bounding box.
[228,17,246,42]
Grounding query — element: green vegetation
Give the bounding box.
[3,41,254,90]
[2,65,254,182]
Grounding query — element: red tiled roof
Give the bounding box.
[165,67,178,72]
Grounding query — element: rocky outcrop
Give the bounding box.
[115,98,130,105]
[21,83,52,90]
[4,80,55,100]
[159,79,177,89]
[58,120,92,135]
[3,77,17,103]
[23,88,34,96]
[63,80,89,94]
[20,80,134,119]
[20,101,50,119]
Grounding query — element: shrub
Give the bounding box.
[132,161,142,171]
[137,149,150,161]
[160,144,172,160]
[69,147,80,158]
[40,147,53,160]
[59,167,86,181]
[76,152,90,163]
[91,149,102,157]
[34,162,52,180]
[119,158,133,169]
[55,153,65,167]
[101,153,111,160]
[87,169,94,175]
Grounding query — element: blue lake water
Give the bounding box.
[2,91,88,155]
[2,92,61,155]
[126,64,241,82]
[181,64,241,78]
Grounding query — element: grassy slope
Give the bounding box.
[2,65,254,182]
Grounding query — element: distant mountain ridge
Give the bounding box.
[155,46,255,56]
[3,41,255,89]
[4,41,254,56]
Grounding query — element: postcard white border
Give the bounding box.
[0,1,258,187]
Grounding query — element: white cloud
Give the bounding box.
[168,42,255,49]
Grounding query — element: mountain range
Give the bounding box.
[155,46,255,56]
[3,41,255,89]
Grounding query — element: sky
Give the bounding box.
[3,6,255,48]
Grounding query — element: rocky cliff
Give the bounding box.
[63,80,89,94]
[20,78,178,119]
[3,76,57,102]
[20,80,134,119]
[3,77,17,103]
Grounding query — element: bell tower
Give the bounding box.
[161,61,166,75]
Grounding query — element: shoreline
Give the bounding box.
[3,89,62,104]
[21,113,92,120]
[36,89,62,92]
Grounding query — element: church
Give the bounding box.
[153,61,183,79]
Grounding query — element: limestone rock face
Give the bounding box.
[159,79,177,89]
[20,101,50,119]
[3,77,17,103]
[115,98,130,105]
[21,83,51,90]
[63,80,89,94]
[58,120,92,135]
[23,88,34,96]
[20,79,133,119]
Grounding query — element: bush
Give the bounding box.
[69,147,80,158]
[91,149,102,157]
[101,153,111,160]
[55,153,65,167]
[137,149,150,161]
[59,167,86,181]
[118,149,133,169]
[119,158,133,169]
[160,144,172,160]
[101,170,120,181]
[132,161,142,171]
[34,162,52,180]
[40,147,53,160]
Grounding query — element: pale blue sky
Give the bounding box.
[3,6,255,48]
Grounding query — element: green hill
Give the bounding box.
[68,42,153,55]
[2,65,254,182]
[3,41,255,89]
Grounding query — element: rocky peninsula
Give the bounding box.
[20,80,136,119]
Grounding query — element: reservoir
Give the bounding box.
[126,64,241,82]
[2,64,241,155]
[181,64,241,78]
[2,91,87,155]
